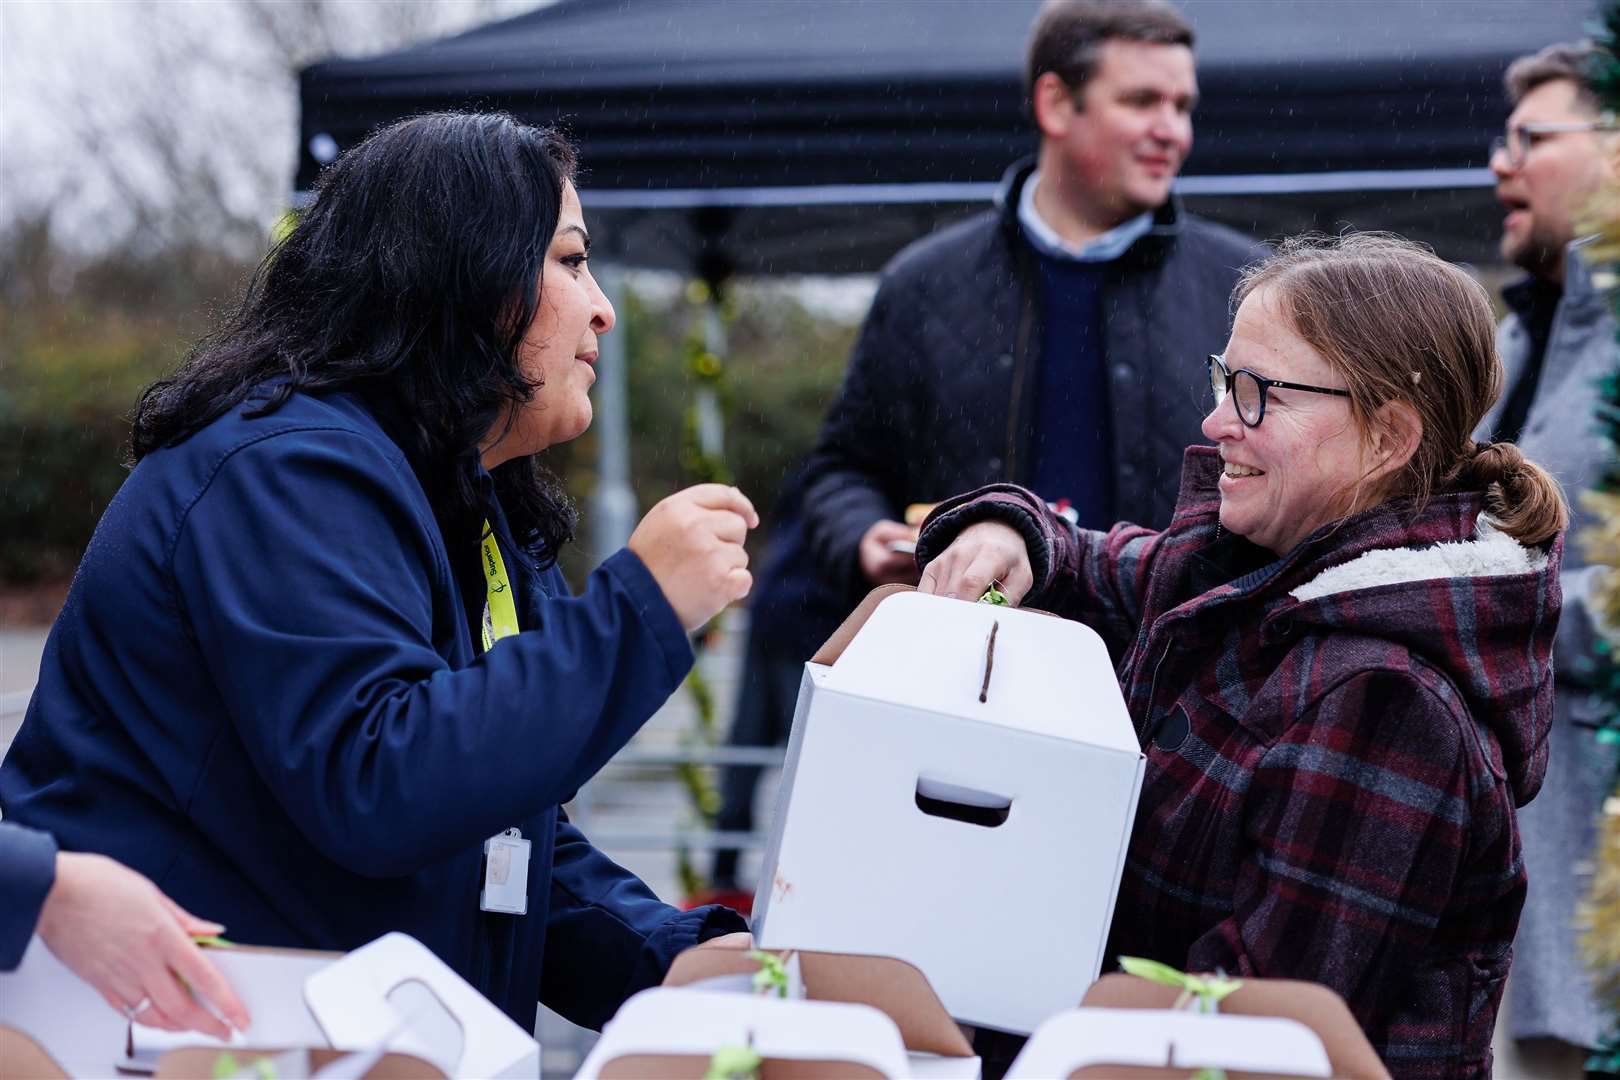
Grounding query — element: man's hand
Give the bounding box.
[916,521,1034,604]
[628,484,759,631]
[36,852,250,1039]
[858,519,921,586]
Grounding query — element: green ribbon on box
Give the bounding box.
[748,949,790,998]
[1119,956,1243,1014]
[1120,957,1245,1080]
[704,1044,762,1080]
[211,1054,277,1080]
[979,583,1009,605]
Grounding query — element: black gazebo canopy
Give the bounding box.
[298,0,1592,273]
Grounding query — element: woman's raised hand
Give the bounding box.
[36,852,250,1038]
[916,521,1035,605]
[629,484,759,631]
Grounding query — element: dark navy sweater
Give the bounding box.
[1028,254,1114,528]
[0,389,744,1029]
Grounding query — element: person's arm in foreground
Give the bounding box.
[171,431,751,877]
[2,822,248,1037]
[915,483,1161,656]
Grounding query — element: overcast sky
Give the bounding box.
[1,0,540,253]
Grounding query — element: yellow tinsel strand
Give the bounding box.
[1582,791,1620,1014]
[1581,490,1620,650]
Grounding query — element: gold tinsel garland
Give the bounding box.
[1591,794,1620,1012]
[1585,489,1620,654]
[1578,7,1620,1068]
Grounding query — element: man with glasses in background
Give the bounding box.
[1485,40,1618,1075]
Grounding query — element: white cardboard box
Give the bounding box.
[1007,1006,1333,1077]
[656,940,981,1079]
[0,931,535,1078]
[575,987,930,1079]
[304,931,537,1078]
[751,590,1144,1035]
[0,936,332,1076]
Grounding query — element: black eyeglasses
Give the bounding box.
[1207,354,1350,428]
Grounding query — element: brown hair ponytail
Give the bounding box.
[1448,441,1569,545]
[1237,233,1570,548]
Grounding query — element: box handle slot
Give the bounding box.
[915,774,1012,828]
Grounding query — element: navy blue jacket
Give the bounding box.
[0,821,57,969]
[0,389,744,1029]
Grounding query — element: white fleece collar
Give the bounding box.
[1289,517,1549,603]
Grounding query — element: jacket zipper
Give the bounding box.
[1142,632,1177,744]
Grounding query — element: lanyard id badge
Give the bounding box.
[480,520,520,652]
[480,828,530,915]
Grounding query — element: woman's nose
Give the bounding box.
[588,272,616,334]
[1201,396,1243,443]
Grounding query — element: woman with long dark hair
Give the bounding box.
[0,112,753,1034]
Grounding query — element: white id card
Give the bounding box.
[480,828,530,915]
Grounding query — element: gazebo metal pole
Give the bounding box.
[590,263,638,567]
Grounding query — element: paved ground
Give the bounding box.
[0,627,48,749]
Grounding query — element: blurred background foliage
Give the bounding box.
[0,209,857,592]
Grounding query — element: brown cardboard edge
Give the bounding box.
[153,1048,446,1079]
[0,1024,70,1080]
[1081,974,1391,1080]
[809,585,916,666]
[809,584,1067,667]
[665,940,973,1058]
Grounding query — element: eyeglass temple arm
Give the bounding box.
[1263,377,1351,397]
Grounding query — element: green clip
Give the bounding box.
[1119,956,1243,1014]
[209,1053,278,1080]
[704,1044,762,1080]
[747,949,790,998]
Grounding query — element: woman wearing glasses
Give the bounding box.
[916,233,1565,1078]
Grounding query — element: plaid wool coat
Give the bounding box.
[916,447,1562,1079]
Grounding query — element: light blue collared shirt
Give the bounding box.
[1018,170,1152,263]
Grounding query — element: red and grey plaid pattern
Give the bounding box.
[918,446,1561,1078]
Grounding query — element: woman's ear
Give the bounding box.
[1369,400,1424,482]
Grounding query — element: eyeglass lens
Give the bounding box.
[1208,358,1263,425]
[1490,132,1526,169]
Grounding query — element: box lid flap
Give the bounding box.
[303,932,536,1079]
[665,940,973,1057]
[1010,1008,1332,1077]
[590,988,906,1079]
[818,590,1135,752]
[1080,974,1390,1079]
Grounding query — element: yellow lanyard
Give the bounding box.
[480,519,520,651]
